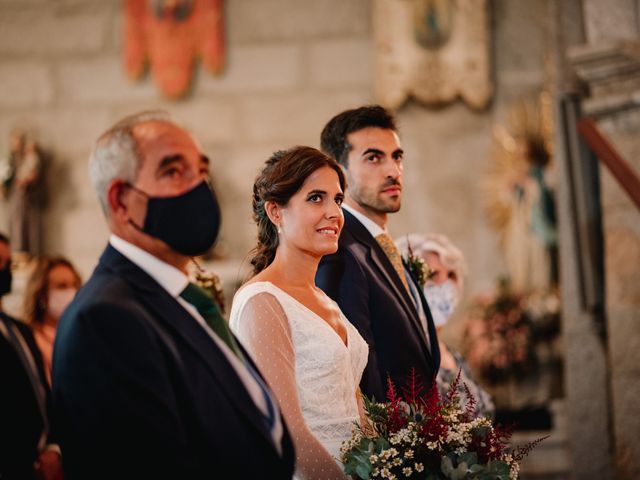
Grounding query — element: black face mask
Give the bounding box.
[128,180,221,256]
[0,265,12,297]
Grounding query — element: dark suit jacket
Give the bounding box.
[0,312,51,480]
[52,245,295,480]
[316,210,440,401]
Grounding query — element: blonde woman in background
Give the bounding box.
[397,233,495,419]
[24,256,81,385]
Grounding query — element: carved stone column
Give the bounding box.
[564,1,640,477]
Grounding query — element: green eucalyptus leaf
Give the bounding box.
[445,452,459,464]
[375,437,390,452]
[459,452,478,466]
[355,463,372,479]
[442,456,455,474]
[455,462,469,477]
[488,460,511,479]
[344,446,374,479]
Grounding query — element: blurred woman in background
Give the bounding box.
[24,256,81,385]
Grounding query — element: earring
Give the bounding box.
[277,225,282,234]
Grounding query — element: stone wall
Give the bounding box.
[0,0,371,283]
[0,0,551,308]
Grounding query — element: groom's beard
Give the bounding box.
[348,177,402,215]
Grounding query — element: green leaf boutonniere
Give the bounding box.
[403,239,430,288]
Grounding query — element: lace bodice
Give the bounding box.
[229,281,368,480]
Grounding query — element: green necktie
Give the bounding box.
[180,283,243,358]
[181,284,277,431]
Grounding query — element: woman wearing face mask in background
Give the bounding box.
[397,233,495,420]
[24,256,81,386]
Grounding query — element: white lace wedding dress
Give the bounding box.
[229,281,368,480]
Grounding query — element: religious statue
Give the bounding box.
[0,129,42,257]
[483,93,558,295]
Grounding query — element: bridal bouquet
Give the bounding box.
[341,371,544,479]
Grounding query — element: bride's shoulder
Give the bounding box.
[234,279,280,299]
[234,281,277,303]
[233,281,296,313]
[229,282,289,326]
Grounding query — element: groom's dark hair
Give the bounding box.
[320,105,397,167]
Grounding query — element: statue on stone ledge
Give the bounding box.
[0,129,43,260]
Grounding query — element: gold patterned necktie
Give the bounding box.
[375,233,410,293]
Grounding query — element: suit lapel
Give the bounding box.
[344,212,430,354]
[97,246,279,453]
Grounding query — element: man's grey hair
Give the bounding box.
[89,110,174,215]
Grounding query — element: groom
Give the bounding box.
[52,111,295,479]
[316,105,440,401]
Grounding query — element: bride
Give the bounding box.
[229,146,368,479]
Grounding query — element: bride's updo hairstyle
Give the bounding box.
[251,146,346,275]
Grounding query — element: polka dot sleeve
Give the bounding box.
[233,292,349,480]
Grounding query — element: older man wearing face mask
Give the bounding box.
[52,111,295,480]
[397,233,495,419]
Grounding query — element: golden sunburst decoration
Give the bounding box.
[483,92,554,243]
[482,92,557,294]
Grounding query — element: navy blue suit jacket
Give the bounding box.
[316,210,440,401]
[0,313,51,480]
[52,245,295,480]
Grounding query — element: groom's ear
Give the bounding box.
[264,200,281,226]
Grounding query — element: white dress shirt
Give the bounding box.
[109,235,283,453]
[343,204,385,238]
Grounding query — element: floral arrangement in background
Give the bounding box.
[462,279,561,386]
[341,370,544,479]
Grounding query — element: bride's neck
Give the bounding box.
[268,246,319,289]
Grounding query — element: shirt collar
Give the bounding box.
[109,234,188,298]
[343,204,386,238]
